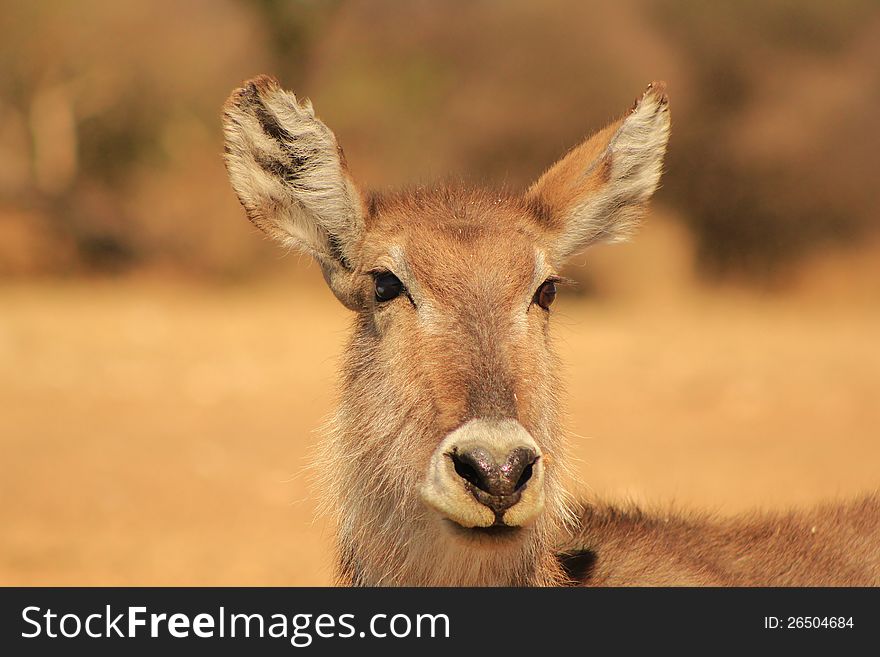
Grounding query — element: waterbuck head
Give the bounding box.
[222,75,670,585]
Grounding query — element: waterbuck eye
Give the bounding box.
[534,279,557,310]
[374,271,404,302]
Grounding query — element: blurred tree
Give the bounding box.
[1,0,878,282]
[0,1,272,275]
[652,0,879,280]
[245,0,343,88]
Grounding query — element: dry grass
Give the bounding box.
[1,276,878,585]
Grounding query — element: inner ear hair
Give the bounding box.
[222,74,366,270]
[526,81,671,263]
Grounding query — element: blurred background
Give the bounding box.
[1,0,878,585]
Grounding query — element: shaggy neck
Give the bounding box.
[335,517,567,587]
[321,320,570,586]
[324,416,570,586]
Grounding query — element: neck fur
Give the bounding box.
[316,414,571,586]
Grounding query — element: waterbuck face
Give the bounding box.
[355,191,564,536]
[223,75,670,584]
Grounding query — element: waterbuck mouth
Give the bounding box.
[421,418,546,531]
[445,520,524,541]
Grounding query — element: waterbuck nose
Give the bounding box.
[451,445,537,514]
[421,418,546,529]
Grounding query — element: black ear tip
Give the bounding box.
[645,80,669,106]
[631,81,669,115]
[248,74,280,94]
[225,74,281,112]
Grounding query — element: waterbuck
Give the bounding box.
[222,75,879,586]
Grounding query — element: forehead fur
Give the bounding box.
[360,186,551,294]
[366,185,548,230]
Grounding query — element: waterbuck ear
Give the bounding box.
[526,81,670,264]
[222,75,365,309]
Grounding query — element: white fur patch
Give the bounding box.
[222,77,364,267]
[420,418,545,529]
[531,83,671,262]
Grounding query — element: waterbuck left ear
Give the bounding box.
[222,75,366,310]
[526,81,671,264]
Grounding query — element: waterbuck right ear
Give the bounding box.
[526,81,671,265]
[222,75,366,309]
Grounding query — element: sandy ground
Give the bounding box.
[1,278,878,585]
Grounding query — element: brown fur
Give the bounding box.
[221,76,878,586]
[562,494,880,586]
[321,187,571,586]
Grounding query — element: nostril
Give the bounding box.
[450,446,538,500]
[515,460,535,491]
[452,453,485,490]
[450,447,498,495]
